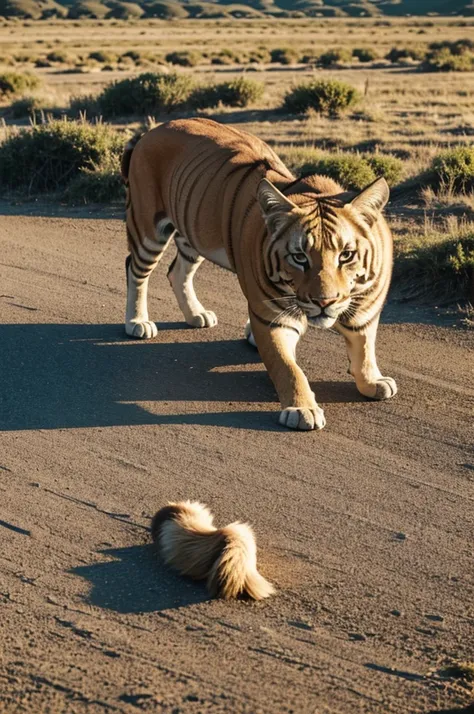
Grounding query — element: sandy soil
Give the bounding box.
[0,206,473,714]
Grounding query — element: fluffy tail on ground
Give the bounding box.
[151,501,275,600]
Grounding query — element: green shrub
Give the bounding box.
[97,72,194,117]
[0,119,124,194]
[281,148,403,190]
[247,47,271,64]
[190,77,264,109]
[88,50,117,64]
[166,50,201,67]
[0,71,40,98]
[385,46,426,63]
[423,45,474,72]
[353,47,378,63]
[7,95,54,118]
[432,146,474,192]
[283,79,360,116]
[121,49,141,62]
[366,154,405,187]
[270,47,298,65]
[318,48,352,67]
[46,50,71,63]
[64,156,124,204]
[211,48,241,65]
[395,229,474,303]
[69,93,100,116]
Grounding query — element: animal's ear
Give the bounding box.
[350,177,389,225]
[258,178,296,216]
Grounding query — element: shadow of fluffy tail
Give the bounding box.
[151,502,274,600]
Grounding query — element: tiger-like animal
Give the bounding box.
[122,117,397,431]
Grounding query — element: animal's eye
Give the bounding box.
[292,253,308,265]
[339,249,356,264]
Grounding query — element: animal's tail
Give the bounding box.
[121,132,143,183]
[151,501,274,600]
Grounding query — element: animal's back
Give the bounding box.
[127,118,294,268]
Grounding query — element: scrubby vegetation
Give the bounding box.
[395,220,474,303]
[190,77,264,109]
[0,119,124,194]
[432,146,474,193]
[318,48,352,67]
[283,79,360,117]
[0,71,41,98]
[96,72,194,116]
[423,39,474,72]
[165,50,201,67]
[281,148,404,190]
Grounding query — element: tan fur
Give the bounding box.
[151,501,274,600]
[124,118,397,430]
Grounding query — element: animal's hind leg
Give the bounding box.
[125,217,173,339]
[167,234,217,328]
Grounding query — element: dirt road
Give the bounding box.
[0,208,473,714]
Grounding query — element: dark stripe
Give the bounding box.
[176,243,200,264]
[173,143,211,217]
[167,254,177,276]
[125,254,131,287]
[227,163,263,269]
[189,154,234,247]
[249,308,301,336]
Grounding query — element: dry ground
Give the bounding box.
[0,15,473,714]
[0,205,473,714]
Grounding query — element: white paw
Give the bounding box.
[359,377,397,400]
[278,405,326,431]
[244,320,257,348]
[125,320,158,339]
[187,311,218,328]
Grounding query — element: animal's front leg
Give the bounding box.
[249,314,326,431]
[337,319,397,400]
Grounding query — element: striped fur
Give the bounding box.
[123,118,397,430]
[151,501,274,600]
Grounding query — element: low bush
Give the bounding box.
[247,47,271,64]
[423,41,474,72]
[318,48,352,67]
[64,156,124,204]
[0,119,124,194]
[280,148,403,190]
[7,95,54,118]
[211,48,242,65]
[97,72,194,117]
[166,50,201,67]
[385,46,426,63]
[270,47,298,65]
[88,50,117,64]
[394,223,474,303]
[46,50,71,63]
[432,146,474,192]
[283,79,360,117]
[352,47,379,63]
[190,77,264,109]
[0,71,40,98]
[69,94,100,116]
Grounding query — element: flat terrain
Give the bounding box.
[0,207,473,713]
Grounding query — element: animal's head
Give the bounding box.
[257,176,390,329]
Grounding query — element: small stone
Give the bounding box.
[425,614,444,622]
[349,632,367,642]
[394,532,407,541]
[390,609,403,617]
[30,482,40,488]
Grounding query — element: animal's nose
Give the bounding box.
[315,296,339,309]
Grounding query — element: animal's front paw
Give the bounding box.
[244,320,257,348]
[125,320,158,339]
[187,310,218,328]
[358,377,397,400]
[279,405,326,431]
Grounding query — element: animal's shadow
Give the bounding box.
[0,322,362,432]
[70,544,208,613]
